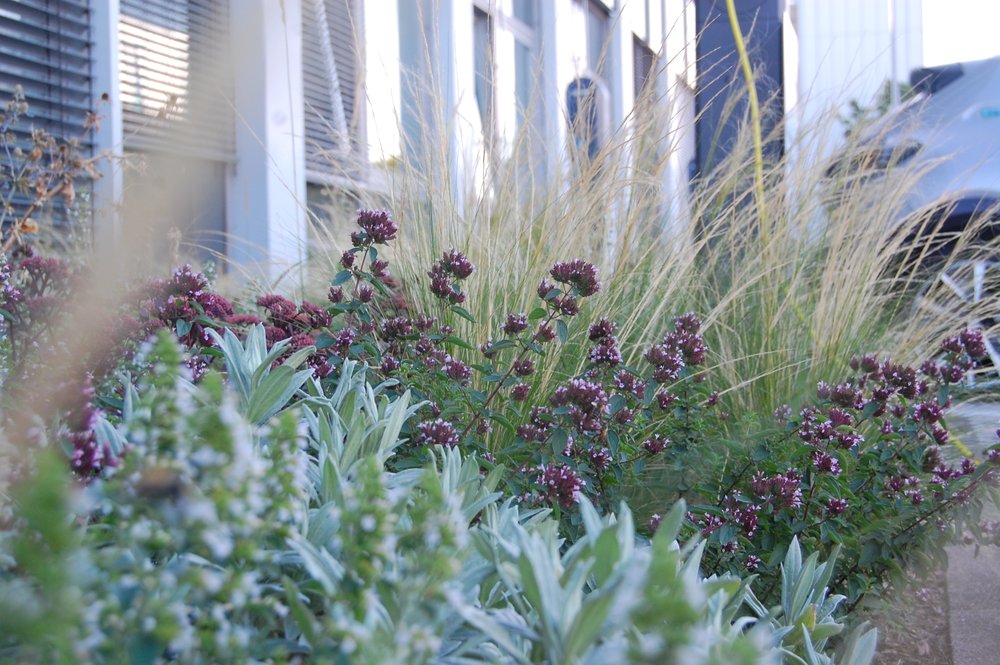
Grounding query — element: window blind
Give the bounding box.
[119,0,234,162]
[0,0,92,224]
[302,0,360,180]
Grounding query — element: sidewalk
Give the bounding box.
[943,403,1000,665]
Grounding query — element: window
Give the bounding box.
[472,0,538,155]
[0,0,94,225]
[473,7,494,137]
[633,35,657,98]
[586,0,610,77]
[119,0,233,161]
[118,0,232,262]
[302,0,362,181]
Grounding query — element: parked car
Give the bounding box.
[836,56,1000,370]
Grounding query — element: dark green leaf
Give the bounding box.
[331,270,353,286]
[443,335,475,351]
[452,305,476,323]
[556,319,569,344]
[608,429,621,456]
[528,307,547,320]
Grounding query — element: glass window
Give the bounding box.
[586,0,609,75]
[473,8,494,131]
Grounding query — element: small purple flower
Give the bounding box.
[746,555,762,571]
[774,404,792,423]
[643,435,669,454]
[381,355,400,373]
[649,513,663,533]
[341,250,355,269]
[536,323,556,342]
[332,327,357,356]
[589,337,622,366]
[588,318,617,340]
[588,447,612,472]
[554,295,579,316]
[382,317,414,340]
[613,370,643,398]
[443,357,472,383]
[415,418,460,448]
[371,259,390,279]
[503,312,528,335]
[828,407,853,427]
[513,359,535,376]
[328,286,344,304]
[656,390,678,410]
[536,464,585,508]
[826,498,849,516]
[960,328,987,358]
[551,378,608,432]
[549,260,601,297]
[537,278,556,300]
[438,249,475,279]
[357,285,374,303]
[357,208,398,244]
[811,450,841,476]
[511,383,531,401]
[913,401,944,424]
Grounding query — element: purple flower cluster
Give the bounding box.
[145,265,234,347]
[550,378,609,432]
[352,208,398,245]
[645,313,707,384]
[643,434,669,454]
[502,312,528,335]
[750,469,803,510]
[549,260,600,297]
[415,418,460,448]
[826,498,849,516]
[536,464,585,508]
[810,450,842,476]
[64,375,116,478]
[429,249,475,304]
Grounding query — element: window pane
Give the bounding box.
[515,40,532,129]
[586,2,608,75]
[473,8,493,128]
[513,0,534,26]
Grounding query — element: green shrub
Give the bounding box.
[0,330,873,664]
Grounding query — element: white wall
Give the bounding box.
[786,0,923,157]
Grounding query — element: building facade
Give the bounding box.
[1,0,699,283]
[0,0,924,282]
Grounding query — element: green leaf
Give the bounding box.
[858,540,881,567]
[443,335,474,351]
[452,305,476,322]
[174,319,192,338]
[331,270,352,286]
[247,366,312,425]
[608,429,621,456]
[528,307,547,320]
[556,319,569,344]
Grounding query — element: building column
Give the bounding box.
[228,0,307,290]
[90,0,124,256]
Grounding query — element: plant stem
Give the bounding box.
[458,311,559,442]
[723,0,768,246]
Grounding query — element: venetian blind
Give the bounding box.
[119,0,234,161]
[302,0,360,180]
[0,0,92,222]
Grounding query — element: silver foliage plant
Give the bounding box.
[0,326,875,664]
